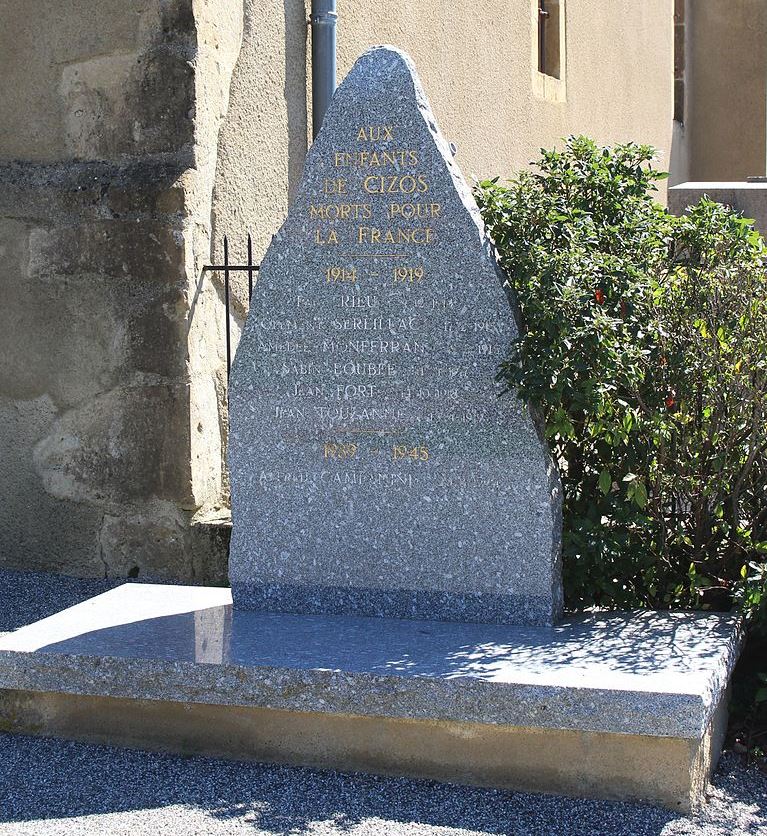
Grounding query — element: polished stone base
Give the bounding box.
[0,584,744,811]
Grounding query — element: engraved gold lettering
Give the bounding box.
[334,149,418,168]
[357,227,434,245]
[363,174,429,194]
[310,203,372,220]
[315,229,340,245]
[325,266,356,283]
[392,445,429,462]
[388,202,441,219]
[323,177,347,194]
[357,125,394,141]
[393,266,425,283]
[323,442,358,460]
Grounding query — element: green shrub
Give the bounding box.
[475,136,767,625]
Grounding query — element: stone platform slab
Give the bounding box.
[0,583,744,811]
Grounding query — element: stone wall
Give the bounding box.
[1,0,675,580]
[0,0,239,580]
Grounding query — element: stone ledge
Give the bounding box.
[0,156,192,220]
[0,688,724,813]
[0,584,743,740]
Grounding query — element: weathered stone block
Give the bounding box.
[33,383,194,508]
[0,396,104,576]
[28,219,184,283]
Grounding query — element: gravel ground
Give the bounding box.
[0,568,764,835]
[0,569,144,632]
[0,736,764,836]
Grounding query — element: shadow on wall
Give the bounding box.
[202,0,309,503]
[668,120,690,187]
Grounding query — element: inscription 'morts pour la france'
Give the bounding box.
[228,46,563,626]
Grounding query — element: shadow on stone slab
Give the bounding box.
[15,601,739,685]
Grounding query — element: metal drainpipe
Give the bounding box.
[310,0,337,139]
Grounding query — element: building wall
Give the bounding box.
[2,0,675,579]
[0,0,238,580]
[214,0,675,277]
[682,0,767,180]
[339,0,674,192]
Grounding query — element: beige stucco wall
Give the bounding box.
[210,0,309,340]
[2,0,675,579]
[339,0,674,193]
[683,0,767,180]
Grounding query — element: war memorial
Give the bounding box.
[0,48,743,812]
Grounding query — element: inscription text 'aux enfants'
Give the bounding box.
[227,46,562,627]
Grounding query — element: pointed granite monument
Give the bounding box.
[228,46,562,625]
[0,47,743,813]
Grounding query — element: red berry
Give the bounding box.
[595,289,605,305]
[665,395,675,409]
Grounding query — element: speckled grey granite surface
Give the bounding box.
[227,46,562,627]
[0,583,743,739]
